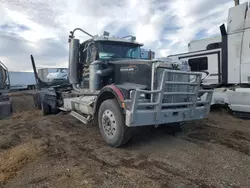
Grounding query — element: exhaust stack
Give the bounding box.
[68,38,80,85]
[234,0,240,6]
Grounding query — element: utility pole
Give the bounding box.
[234,0,240,6]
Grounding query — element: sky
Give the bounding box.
[0,0,248,71]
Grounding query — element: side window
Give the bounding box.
[126,49,135,58]
[188,57,208,71]
[126,48,140,58]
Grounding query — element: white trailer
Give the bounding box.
[188,36,221,52]
[169,2,250,115]
[9,71,36,90]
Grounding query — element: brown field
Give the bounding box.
[0,91,249,188]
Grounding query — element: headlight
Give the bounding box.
[129,90,146,99]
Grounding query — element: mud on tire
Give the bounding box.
[98,99,131,147]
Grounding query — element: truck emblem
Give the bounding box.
[120,66,138,73]
[171,63,179,69]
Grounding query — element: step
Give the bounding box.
[70,111,91,124]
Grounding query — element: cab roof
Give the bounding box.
[87,35,143,46]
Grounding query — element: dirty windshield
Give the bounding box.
[97,41,141,59]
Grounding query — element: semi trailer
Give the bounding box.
[9,71,36,90]
[168,2,250,116]
[8,68,68,91]
[37,28,213,147]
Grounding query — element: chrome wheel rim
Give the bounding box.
[102,110,117,138]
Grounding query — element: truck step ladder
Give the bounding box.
[70,110,91,124]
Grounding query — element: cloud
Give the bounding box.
[0,31,67,71]
[0,0,248,71]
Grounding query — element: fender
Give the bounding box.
[103,84,125,102]
[40,88,57,110]
[94,84,126,115]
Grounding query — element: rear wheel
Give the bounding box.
[98,99,131,147]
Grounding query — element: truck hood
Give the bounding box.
[108,58,154,65]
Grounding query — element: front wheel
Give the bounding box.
[98,99,131,147]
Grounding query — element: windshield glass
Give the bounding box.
[97,41,141,60]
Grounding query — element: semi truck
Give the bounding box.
[169,2,250,117]
[36,28,213,147]
[0,61,12,118]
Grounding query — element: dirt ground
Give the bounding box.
[0,92,250,188]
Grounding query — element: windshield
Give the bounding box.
[97,41,141,60]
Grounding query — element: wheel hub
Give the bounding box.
[102,110,116,138]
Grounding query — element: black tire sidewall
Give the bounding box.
[98,99,128,147]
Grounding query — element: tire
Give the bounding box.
[41,101,51,116]
[98,99,131,147]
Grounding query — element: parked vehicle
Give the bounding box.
[168,2,250,117]
[140,49,155,60]
[38,68,68,83]
[0,61,12,118]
